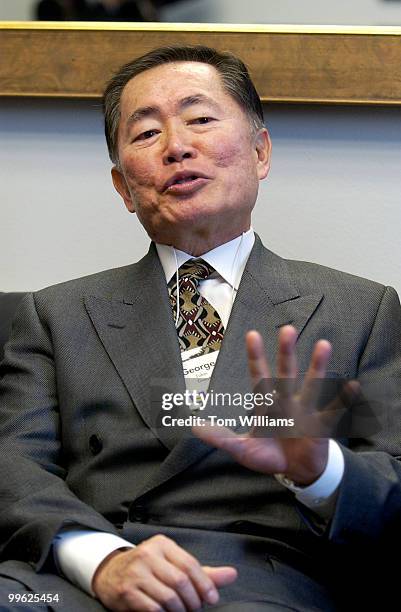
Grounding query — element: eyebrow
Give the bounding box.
[125,94,221,129]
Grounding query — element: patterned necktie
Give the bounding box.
[168,259,225,354]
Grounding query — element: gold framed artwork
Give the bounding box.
[1,21,401,104]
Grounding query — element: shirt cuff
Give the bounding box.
[53,529,134,597]
[275,439,344,512]
[294,440,344,509]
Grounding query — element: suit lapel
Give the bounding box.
[223,236,324,376]
[84,245,187,451]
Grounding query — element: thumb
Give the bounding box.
[203,565,238,587]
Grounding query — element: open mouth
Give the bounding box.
[164,173,209,194]
[172,175,199,185]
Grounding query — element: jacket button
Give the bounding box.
[89,434,103,455]
[129,503,148,523]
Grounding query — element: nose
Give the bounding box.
[162,124,197,165]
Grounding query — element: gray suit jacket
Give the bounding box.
[1,236,401,605]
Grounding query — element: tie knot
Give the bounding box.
[178,259,215,285]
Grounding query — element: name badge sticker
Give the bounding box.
[181,347,219,380]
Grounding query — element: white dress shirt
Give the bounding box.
[54,229,344,596]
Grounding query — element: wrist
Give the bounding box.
[280,440,329,486]
[275,473,307,492]
[275,440,344,503]
[92,547,132,596]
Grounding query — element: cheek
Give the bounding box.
[206,135,253,170]
[123,156,157,188]
[210,142,243,168]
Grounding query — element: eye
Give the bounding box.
[191,117,214,125]
[134,129,159,142]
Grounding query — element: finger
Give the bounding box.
[151,557,202,611]
[306,339,332,379]
[276,326,298,400]
[277,325,298,378]
[246,330,272,390]
[300,339,332,412]
[135,571,186,612]
[203,566,238,587]
[119,587,165,612]
[163,540,220,607]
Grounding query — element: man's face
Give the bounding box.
[112,61,271,252]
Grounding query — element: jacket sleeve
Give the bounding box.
[0,292,120,572]
[328,285,401,545]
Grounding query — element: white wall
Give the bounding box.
[0,0,34,20]
[162,0,401,26]
[0,98,150,291]
[1,98,400,295]
[2,0,401,25]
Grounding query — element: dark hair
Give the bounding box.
[102,45,265,166]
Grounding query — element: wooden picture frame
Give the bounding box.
[1,21,401,104]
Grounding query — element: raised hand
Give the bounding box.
[193,325,335,486]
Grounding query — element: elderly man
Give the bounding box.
[0,45,401,612]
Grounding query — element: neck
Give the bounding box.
[159,223,251,256]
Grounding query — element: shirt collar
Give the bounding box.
[156,228,255,290]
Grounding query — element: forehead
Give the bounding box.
[119,61,240,118]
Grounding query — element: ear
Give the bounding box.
[254,128,272,180]
[111,166,136,213]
